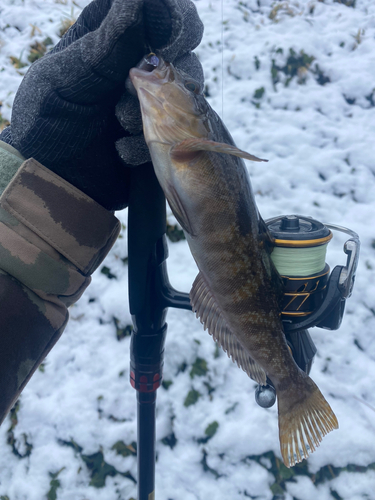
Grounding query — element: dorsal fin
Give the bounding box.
[190,272,267,386]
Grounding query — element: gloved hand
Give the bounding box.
[0,0,204,211]
[0,0,204,425]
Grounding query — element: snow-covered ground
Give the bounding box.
[0,0,375,498]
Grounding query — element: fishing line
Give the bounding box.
[271,244,329,277]
[221,0,224,121]
[267,215,333,278]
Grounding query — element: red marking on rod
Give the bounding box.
[153,373,161,391]
[130,371,135,389]
[139,375,148,392]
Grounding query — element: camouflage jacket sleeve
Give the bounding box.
[0,140,121,424]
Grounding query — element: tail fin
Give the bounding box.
[278,377,338,467]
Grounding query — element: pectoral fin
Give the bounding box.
[171,138,268,163]
[190,272,267,385]
[164,183,195,236]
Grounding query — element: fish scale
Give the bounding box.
[130,56,338,467]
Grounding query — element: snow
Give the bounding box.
[0,0,375,498]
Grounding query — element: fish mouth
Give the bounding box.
[125,53,161,96]
[129,60,171,114]
[129,58,172,100]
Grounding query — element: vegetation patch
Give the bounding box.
[113,317,132,341]
[366,90,375,107]
[205,421,219,439]
[166,222,185,242]
[225,402,238,414]
[161,432,177,449]
[177,361,187,374]
[269,2,301,22]
[28,37,53,63]
[0,114,10,131]
[6,402,33,459]
[343,88,375,109]
[9,55,27,69]
[190,357,208,378]
[184,389,201,407]
[59,439,136,488]
[47,468,65,500]
[253,87,265,100]
[201,449,222,479]
[101,266,117,280]
[162,379,173,390]
[0,102,10,131]
[314,64,331,85]
[59,10,76,38]
[112,440,137,458]
[58,438,83,454]
[252,86,265,108]
[82,450,131,488]
[246,450,375,499]
[271,48,331,90]
[198,421,219,444]
[334,0,356,6]
[271,48,315,87]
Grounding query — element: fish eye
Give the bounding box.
[185,81,200,94]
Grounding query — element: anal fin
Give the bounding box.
[190,272,267,386]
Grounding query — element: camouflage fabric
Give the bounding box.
[0,155,121,424]
[0,140,25,195]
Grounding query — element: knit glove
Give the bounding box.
[0,0,204,211]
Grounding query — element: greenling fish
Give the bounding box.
[130,56,338,467]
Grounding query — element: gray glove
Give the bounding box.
[0,0,204,210]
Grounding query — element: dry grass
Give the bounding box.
[59,8,76,37]
[0,105,10,131]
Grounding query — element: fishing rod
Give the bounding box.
[128,161,359,497]
[127,162,192,500]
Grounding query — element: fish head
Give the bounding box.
[129,58,212,147]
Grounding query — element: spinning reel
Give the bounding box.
[255,215,360,408]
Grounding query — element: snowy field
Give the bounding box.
[1,0,375,498]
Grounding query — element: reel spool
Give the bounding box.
[255,214,360,409]
[268,215,332,320]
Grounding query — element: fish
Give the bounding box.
[129,56,338,467]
